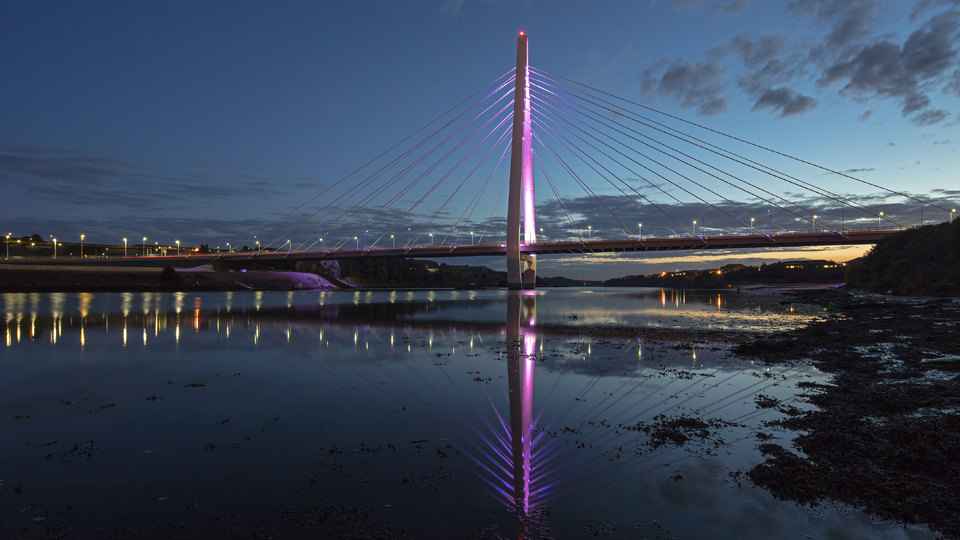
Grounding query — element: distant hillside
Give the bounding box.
[604,260,847,289]
[845,219,960,296]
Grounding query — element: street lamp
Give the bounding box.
[5,233,9,259]
[430,233,434,245]
[538,228,543,243]
[692,220,697,237]
[80,234,84,258]
[285,240,291,252]
[256,240,260,252]
[143,237,147,257]
[53,238,57,259]
[638,223,642,242]
[750,217,755,233]
[176,239,180,255]
[123,238,127,257]
[227,243,231,253]
[354,237,358,249]
[391,234,395,248]
[364,230,367,250]
[878,212,883,228]
[813,215,818,230]
[588,225,592,240]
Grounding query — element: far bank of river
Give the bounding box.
[0,267,333,292]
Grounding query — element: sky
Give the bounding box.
[1,0,958,280]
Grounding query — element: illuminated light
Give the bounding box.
[80,327,85,347]
[143,328,147,345]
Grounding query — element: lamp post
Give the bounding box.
[285,240,291,252]
[538,228,543,243]
[692,220,697,237]
[638,223,642,242]
[750,217,755,233]
[813,215,818,231]
[953,209,957,222]
[364,230,367,250]
[256,240,260,252]
[80,234,84,258]
[176,239,180,255]
[227,243,231,253]
[430,233,434,245]
[53,238,57,259]
[391,234,395,248]
[143,237,147,256]
[354,237,358,250]
[5,233,9,259]
[123,238,127,257]
[588,225,592,240]
[878,212,883,228]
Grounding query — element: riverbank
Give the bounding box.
[0,268,335,292]
[734,287,960,538]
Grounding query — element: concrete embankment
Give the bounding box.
[0,265,338,292]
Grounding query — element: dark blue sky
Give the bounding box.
[2,1,958,278]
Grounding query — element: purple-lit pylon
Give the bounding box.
[507,32,537,289]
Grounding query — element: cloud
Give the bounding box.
[816,9,960,125]
[640,0,960,125]
[840,167,875,173]
[788,0,880,48]
[857,109,874,121]
[641,58,729,116]
[750,87,818,117]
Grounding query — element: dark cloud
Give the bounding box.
[911,0,960,20]
[640,59,729,116]
[816,9,960,125]
[912,108,952,125]
[789,0,880,48]
[841,167,875,173]
[641,1,960,124]
[857,109,874,121]
[750,86,818,117]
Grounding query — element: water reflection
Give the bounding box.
[0,289,917,539]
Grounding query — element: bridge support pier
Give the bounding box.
[506,32,536,290]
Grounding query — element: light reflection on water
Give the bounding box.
[0,289,926,539]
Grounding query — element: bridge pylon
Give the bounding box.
[506,32,536,289]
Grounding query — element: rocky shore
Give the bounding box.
[735,288,960,539]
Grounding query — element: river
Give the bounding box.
[0,288,932,539]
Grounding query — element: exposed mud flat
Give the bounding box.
[735,288,960,539]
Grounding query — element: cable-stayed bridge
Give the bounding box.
[9,33,956,287]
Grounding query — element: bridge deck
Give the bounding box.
[2,229,895,269]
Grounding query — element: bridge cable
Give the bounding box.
[532,81,802,233]
[532,67,935,223]
[533,88,753,236]
[533,110,698,237]
[532,127,683,238]
[283,73,516,251]
[531,72,870,232]
[320,86,514,250]
[241,67,515,250]
[301,79,515,251]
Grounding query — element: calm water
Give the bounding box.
[1,289,931,539]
